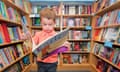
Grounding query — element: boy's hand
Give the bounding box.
[62,41,71,51]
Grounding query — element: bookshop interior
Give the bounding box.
[0,0,120,72]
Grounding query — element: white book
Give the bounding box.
[69,6,75,15]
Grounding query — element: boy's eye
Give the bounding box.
[43,24,52,26]
[48,24,52,26]
[43,24,47,26]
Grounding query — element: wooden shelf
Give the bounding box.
[0,17,21,26]
[0,52,30,72]
[94,24,120,29]
[62,64,89,66]
[22,64,32,72]
[58,64,91,70]
[63,14,93,18]
[91,64,99,72]
[93,40,104,43]
[62,51,90,54]
[68,39,91,42]
[93,54,120,70]
[95,1,120,16]
[31,26,61,30]
[30,14,61,18]
[63,26,87,30]
[0,40,24,47]
[114,43,120,46]
[94,40,120,47]
[3,0,29,15]
[31,26,91,30]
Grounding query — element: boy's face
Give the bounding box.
[41,17,55,33]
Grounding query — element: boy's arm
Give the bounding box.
[32,33,39,45]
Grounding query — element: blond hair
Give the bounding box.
[40,7,56,21]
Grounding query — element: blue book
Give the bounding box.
[22,16,28,25]
[1,1,7,18]
[12,27,19,40]
[0,33,3,44]
[0,1,2,16]
[0,49,9,65]
[116,11,120,24]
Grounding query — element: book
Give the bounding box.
[0,1,8,18]
[32,28,69,57]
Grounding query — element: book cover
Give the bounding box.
[1,23,11,43]
[7,27,15,41]
[71,54,79,64]
[93,43,101,55]
[0,53,6,68]
[0,49,10,65]
[16,44,24,57]
[32,28,69,56]
[67,18,75,27]
[0,32,3,44]
[116,10,120,24]
[0,1,8,18]
[12,27,20,41]
[3,48,14,63]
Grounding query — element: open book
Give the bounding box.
[32,28,69,57]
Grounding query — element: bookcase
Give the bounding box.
[91,0,120,72]
[0,0,32,72]
[29,0,120,72]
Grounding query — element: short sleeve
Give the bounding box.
[32,32,39,45]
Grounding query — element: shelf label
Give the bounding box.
[104,41,113,48]
[85,26,92,30]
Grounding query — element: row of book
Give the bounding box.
[63,54,88,64]
[94,27,120,43]
[70,42,90,52]
[0,23,22,43]
[94,43,120,67]
[62,5,92,15]
[96,9,120,27]
[96,59,120,72]
[0,1,28,25]
[31,17,60,27]
[8,0,31,13]
[96,0,119,12]
[0,44,30,69]
[31,17,91,27]
[32,5,61,15]
[31,4,93,15]
[69,30,91,40]
[4,55,30,72]
[63,18,91,27]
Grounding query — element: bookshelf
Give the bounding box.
[92,0,120,72]
[27,0,120,72]
[0,0,31,72]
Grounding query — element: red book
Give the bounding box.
[1,23,11,42]
[74,42,80,51]
[109,50,114,62]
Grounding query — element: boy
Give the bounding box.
[32,8,70,72]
